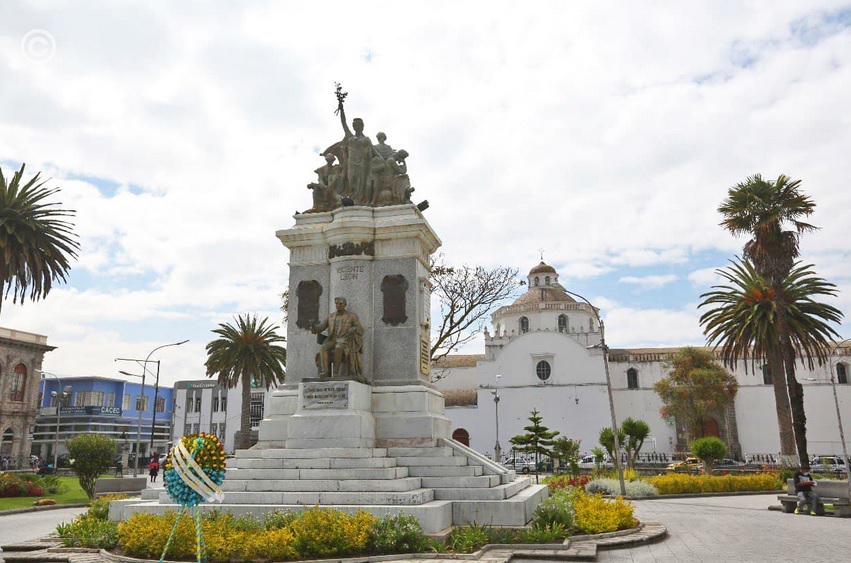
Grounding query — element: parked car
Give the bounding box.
[714,458,745,469]
[667,456,703,472]
[502,457,535,474]
[810,456,847,474]
[578,454,612,469]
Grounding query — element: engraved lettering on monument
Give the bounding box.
[337,265,366,281]
[381,275,408,325]
[296,280,323,329]
[302,381,349,410]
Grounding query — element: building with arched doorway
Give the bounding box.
[0,327,54,466]
[433,261,851,462]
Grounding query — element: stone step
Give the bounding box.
[235,457,398,470]
[163,488,435,505]
[407,465,483,477]
[434,477,531,500]
[394,456,468,466]
[141,488,161,500]
[235,448,387,459]
[452,483,548,527]
[420,475,500,488]
[386,446,455,457]
[226,466,409,481]
[223,477,422,493]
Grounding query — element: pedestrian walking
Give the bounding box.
[149,458,159,483]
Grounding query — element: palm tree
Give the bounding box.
[718,174,817,463]
[205,314,287,450]
[699,259,842,465]
[0,163,79,316]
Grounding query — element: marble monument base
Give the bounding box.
[285,380,376,449]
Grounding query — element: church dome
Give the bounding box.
[529,261,556,275]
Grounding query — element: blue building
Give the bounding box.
[32,376,174,462]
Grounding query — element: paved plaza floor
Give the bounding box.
[600,493,847,562]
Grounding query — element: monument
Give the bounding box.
[113,86,547,534]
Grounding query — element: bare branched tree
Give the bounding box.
[429,256,520,362]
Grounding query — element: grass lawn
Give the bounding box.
[0,476,90,511]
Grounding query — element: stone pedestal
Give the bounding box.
[286,381,375,448]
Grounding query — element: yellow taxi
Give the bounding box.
[666,456,703,471]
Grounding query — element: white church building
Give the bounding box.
[433,261,851,462]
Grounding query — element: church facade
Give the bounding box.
[433,262,851,461]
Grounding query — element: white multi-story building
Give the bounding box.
[434,261,851,461]
[171,379,269,453]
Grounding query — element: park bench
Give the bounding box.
[778,478,851,517]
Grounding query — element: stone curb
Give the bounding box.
[612,490,782,501]
[0,503,89,516]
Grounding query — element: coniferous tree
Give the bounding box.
[509,408,559,481]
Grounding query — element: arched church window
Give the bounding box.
[589,318,594,331]
[838,363,848,385]
[520,317,529,333]
[558,314,567,333]
[762,364,772,385]
[536,360,551,381]
[545,276,550,285]
[534,277,540,287]
[9,364,27,402]
[627,368,639,389]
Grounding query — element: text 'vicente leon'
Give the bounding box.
[337,265,365,280]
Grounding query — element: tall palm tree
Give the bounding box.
[0,163,79,316]
[700,259,842,464]
[718,174,817,463]
[205,314,287,450]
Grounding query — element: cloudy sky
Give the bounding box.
[2,1,851,387]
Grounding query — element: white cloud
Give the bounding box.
[618,275,679,289]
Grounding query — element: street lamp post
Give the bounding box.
[35,370,70,473]
[562,288,627,496]
[116,339,188,477]
[828,339,851,501]
[491,374,502,463]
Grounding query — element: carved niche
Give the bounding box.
[381,275,408,325]
[296,280,323,329]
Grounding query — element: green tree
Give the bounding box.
[690,437,727,473]
[598,426,625,464]
[509,408,559,481]
[717,174,817,464]
[66,434,116,499]
[654,347,739,444]
[700,259,842,466]
[552,437,581,477]
[0,163,79,316]
[621,418,651,469]
[205,314,287,450]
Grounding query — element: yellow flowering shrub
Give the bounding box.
[572,490,638,535]
[289,507,376,557]
[645,472,782,495]
[118,511,195,560]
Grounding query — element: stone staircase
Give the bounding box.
[112,438,547,534]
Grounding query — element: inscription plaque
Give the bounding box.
[420,336,430,376]
[381,274,408,325]
[302,381,349,410]
[296,280,322,329]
